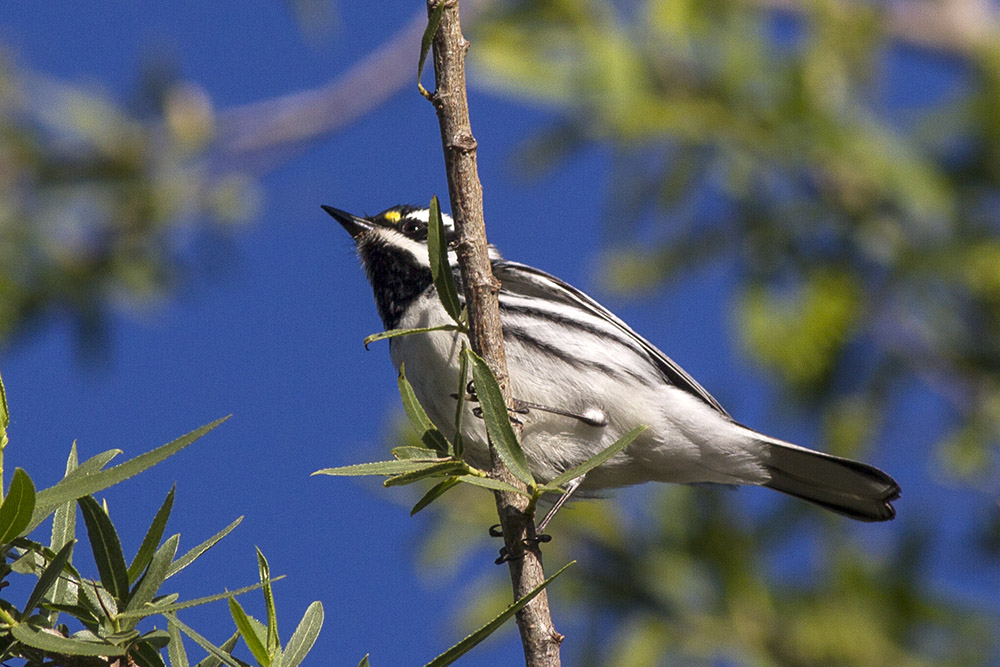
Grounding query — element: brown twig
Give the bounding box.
[424,1,563,665]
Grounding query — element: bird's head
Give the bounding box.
[324,204,493,329]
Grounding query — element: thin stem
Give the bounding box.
[424,1,564,665]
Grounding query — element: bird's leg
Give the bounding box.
[511,399,609,428]
[489,476,584,564]
[537,476,584,533]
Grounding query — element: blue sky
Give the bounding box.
[0,2,995,665]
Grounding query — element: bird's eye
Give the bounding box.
[400,219,423,235]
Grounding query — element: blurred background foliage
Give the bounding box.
[2,0,999,664]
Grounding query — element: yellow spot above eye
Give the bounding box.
[383,210,401,224]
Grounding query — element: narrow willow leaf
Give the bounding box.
[383,461,466,488]
[542,425,647,492]
[313,460,448,477]
[170,616,243,667]
[399,362,432,430]
[23,540,75,617]
[281,601,323,667]
[228,598,269,666]
[131,638,168,667]
[0,468,36,543]
[128,485,175,584]
[78,495,129,604]
[167,619,191,667]
[165,516,242,580]
[141,628,171,649]
[191,631,240,667]
[0,368,8,450]
[117,577,282,619]
[10,623,126,656]
[50,445,79,616]
[424,561,575,667]
[417,0,446,97]
[391,446,445,461]
[68,448,122,479]
[455,475,531,497]
[464,350,534,487]
[363,324,462,349]
[410,478,461,516]
[397,364,451,456]
[124,534,180,629]
[29,417,229,533]
[452,343,468,458]
[428,195,463,323]
[256,548,279,655]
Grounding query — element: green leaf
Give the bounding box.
[358,655,371,667]
[424,561,575,667]
[23,539,75,617]
[256,548,279,655]
[165,516,243,580]
[129,485,175,584]
[455,475,531,497]
[124,534,180,629]
[0,368,9,452]
[417,0,447,97]
[170,615,243,667]
[410,478,461,515]
[228,597,269,666]
[313,459,453,477]
[10,622,127,656]
[281,601,323,667]
[0,468,36,543]
[78,495,129,604]
[363,324,463,349]
[452,343,468,458]
[70,448,123,478]
[192,631,240,667]
[29,417,229,534]
[541,425,647,492]
[383,461,467,487]
[131,637,168,667]
[464,349,534,487]
[167,619,191,667]
[428,195,463,323]
[141,628,172,650]
[117,577,283,619]
[398,364,451,456]
[391,446,445,461]
[50,445,79,616]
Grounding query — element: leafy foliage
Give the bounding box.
[0,372,321,667]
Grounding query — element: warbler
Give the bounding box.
[325,204,900,522]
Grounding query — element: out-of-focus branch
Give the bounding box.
[216,0,490,158]
[424,1,563,666]
[212,0,994,168]
[749,0,999,57]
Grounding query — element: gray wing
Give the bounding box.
[492,260,731,418]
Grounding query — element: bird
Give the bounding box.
[324,203,901,523]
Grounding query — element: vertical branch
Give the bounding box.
[424,1,563,665]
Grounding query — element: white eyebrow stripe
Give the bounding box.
[403,208,454,233]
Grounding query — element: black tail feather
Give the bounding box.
[762,441,900,522]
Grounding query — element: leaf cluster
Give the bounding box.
[0,374,322,667]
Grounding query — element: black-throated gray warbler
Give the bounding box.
[324,204,901,522]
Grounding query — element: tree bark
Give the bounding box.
[425,1,563,665]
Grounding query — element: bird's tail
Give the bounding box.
[759,438,900,522]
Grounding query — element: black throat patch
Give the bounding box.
[358,234,433,330]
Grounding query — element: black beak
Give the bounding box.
[322,205,373,239]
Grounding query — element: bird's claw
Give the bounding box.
[489,524,552,564]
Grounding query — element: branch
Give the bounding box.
[424,1,563,665]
